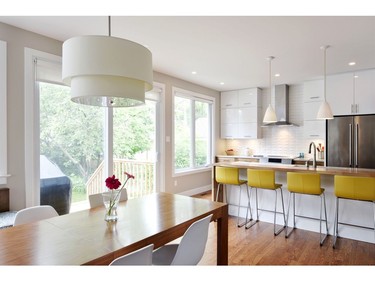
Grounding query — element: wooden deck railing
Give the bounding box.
[86,159,155,199]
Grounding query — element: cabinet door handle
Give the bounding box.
[225,104,232,107]
[310,96,320,99]
[243,102,252,105]
[356,104,359,113]
[243,135,252,138]
[309,134,319,137]
[351,104,354,113]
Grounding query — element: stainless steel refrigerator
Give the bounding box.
[326,115,375,168]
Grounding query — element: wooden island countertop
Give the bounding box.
[213,161,375,177]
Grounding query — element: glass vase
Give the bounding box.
[102,189,121,221]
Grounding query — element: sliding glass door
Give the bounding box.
[27,49,164,212]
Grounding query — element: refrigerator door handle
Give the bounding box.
[355,123,359,167]
[349,123,352,167]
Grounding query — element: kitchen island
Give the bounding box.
[212,161,375,244]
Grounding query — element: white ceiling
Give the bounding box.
[1,16,375,91]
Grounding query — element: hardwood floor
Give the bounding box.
[194,191,375,266]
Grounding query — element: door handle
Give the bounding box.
[355,123,359,167]
[349,123,352,167]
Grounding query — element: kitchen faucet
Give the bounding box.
[307,142,317,168]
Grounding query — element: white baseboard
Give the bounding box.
[178,185,211,196]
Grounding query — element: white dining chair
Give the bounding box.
[109,244,154,266]
[152,214,213,265]
[89,189,128,208]
[13,205,59,226]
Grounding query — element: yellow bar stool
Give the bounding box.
[333,175,375,248]
[245,169,286,236]
[215,166,251,227]
[286,172,328,245]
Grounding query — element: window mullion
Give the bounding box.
[104,107,113,183]
[190,100,195,168]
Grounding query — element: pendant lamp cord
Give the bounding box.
[323,46,326,101]
[269,57,271,94]
[267,56,274,105]
[108,16,111,37]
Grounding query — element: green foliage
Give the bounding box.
[174,96,210,170]
[39,82,154,193]
[113,103,154,159]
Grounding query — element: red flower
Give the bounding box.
[105,175,122,190]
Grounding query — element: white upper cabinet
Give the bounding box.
[220,88,261,139]
[303,80,326,139]
[354,69,375,115]
[238,88,260,107]
[238,107,258,123]
[303,80,324,103]
[326,69,375,115]
[304,101,322,120]
[326,72,353,115]
[220,90,238,108]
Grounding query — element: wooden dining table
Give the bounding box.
[0,192,228,265]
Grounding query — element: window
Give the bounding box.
[173,87,214,174]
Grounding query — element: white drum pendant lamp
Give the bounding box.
[263,56,277,123]
[317,45,333,119]
[62,16,153,107]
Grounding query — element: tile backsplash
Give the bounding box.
[223,84,325,158]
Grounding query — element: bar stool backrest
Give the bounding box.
[215,167,244,185]
[334,175,375,201]
[287,172,322,195]
[247,169,278,190]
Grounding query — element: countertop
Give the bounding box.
[214,161,375,177]
[216,155,325,163]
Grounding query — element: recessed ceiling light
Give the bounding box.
[354,75,359,78]
[192,71,197,75]
[220,82,224,85]
[274,73,280,77]
[348,62,356,66]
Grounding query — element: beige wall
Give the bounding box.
[0,23,62,210]
[0,22,223,210]
[153,71,222,195]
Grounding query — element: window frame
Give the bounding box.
[0,40,7,184]
[172,87,215,176]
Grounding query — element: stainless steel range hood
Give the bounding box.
[262,84,298,127]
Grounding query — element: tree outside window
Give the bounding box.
[173,88,213,173]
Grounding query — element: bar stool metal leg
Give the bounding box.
[245,187,259,229]
[244,184,253,227]
[285,192,296,238]
[273,188,286,236]
[319,193,328,246]
[333,197,339,248]
[237,183,252,227]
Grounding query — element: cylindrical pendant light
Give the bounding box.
[62,16,153,107]
[317,45,334,119]
[263,56,277,123]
